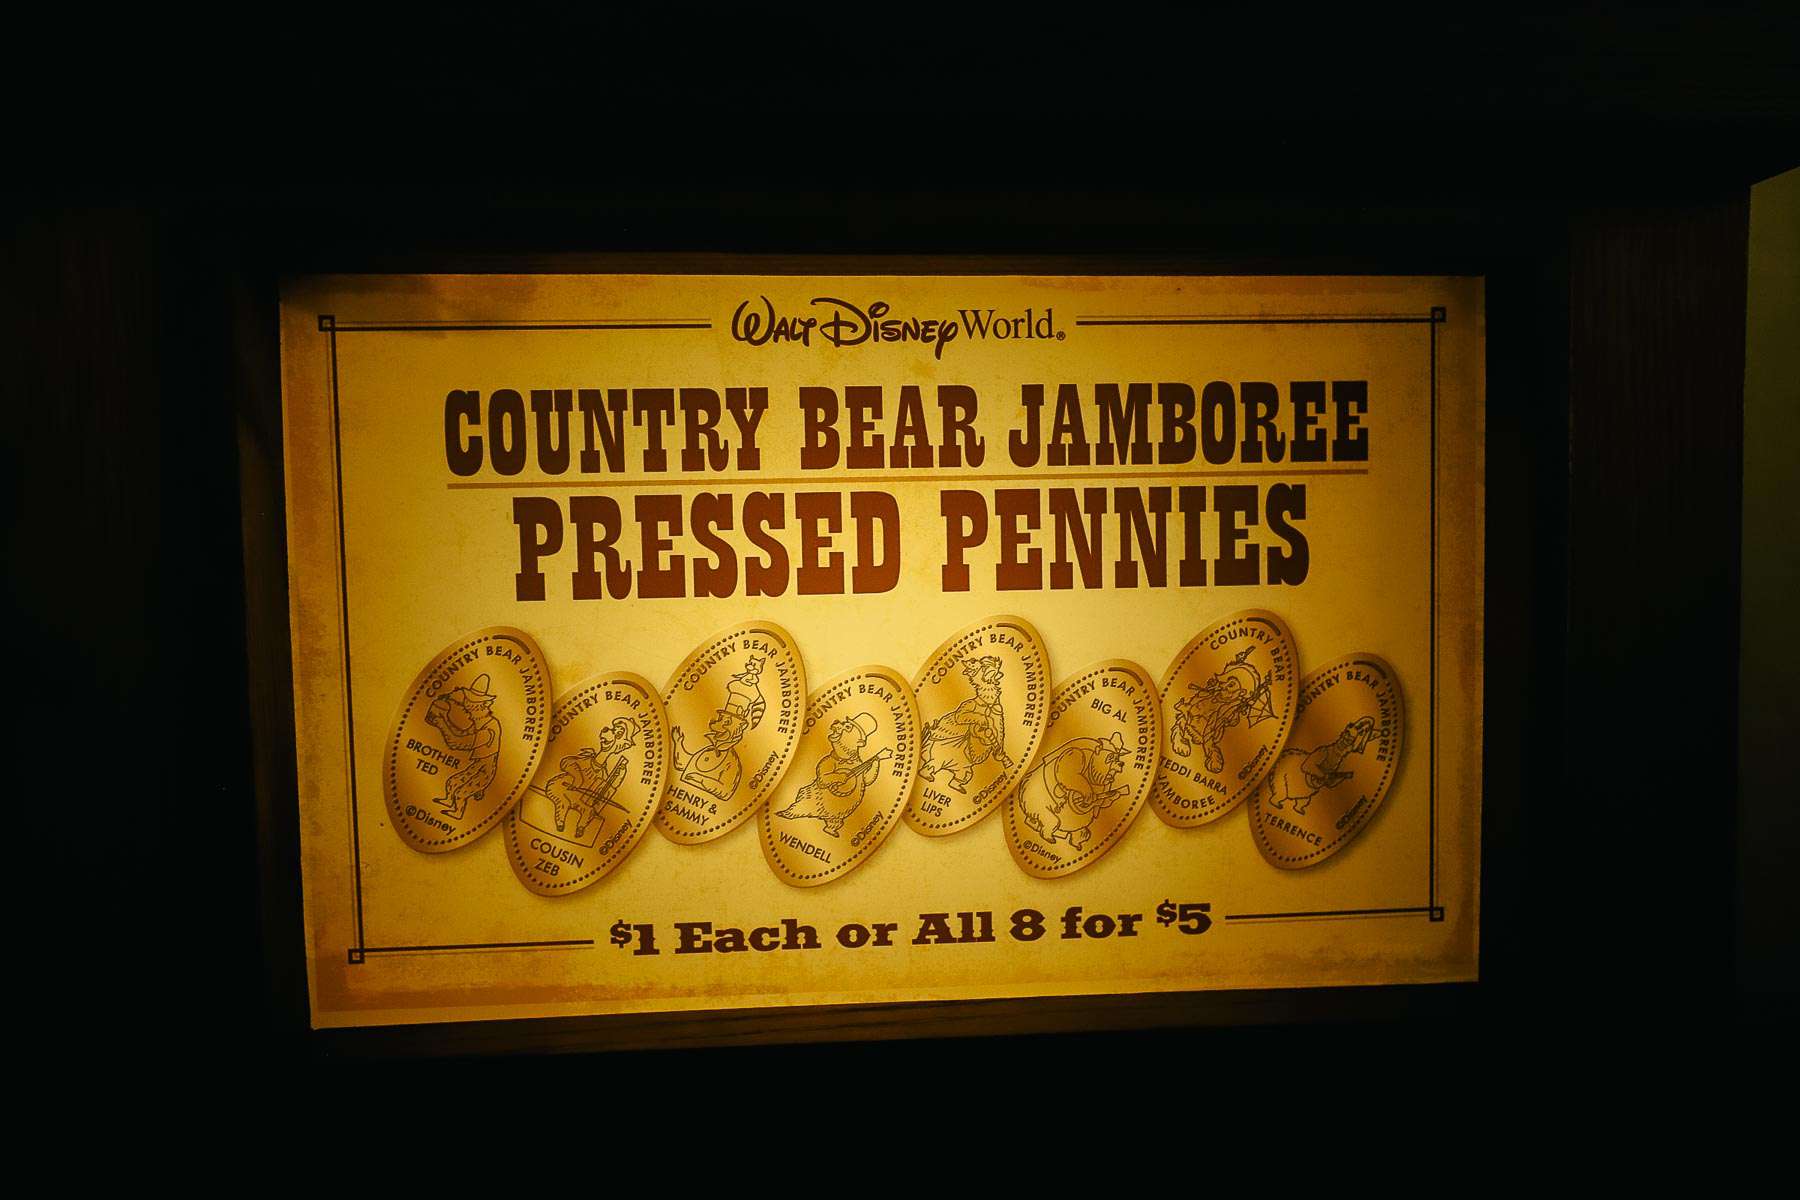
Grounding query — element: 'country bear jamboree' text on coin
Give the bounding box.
[1247,652,1404,869]
[383,626,551,853]
[1152,610,1299,827]
[656,622,806,844]
[762,665,921,887]
[1004,659,1162,878]
[507,670,670,894]
[904,615,1049,836]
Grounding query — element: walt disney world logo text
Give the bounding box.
[729,296,1063,360]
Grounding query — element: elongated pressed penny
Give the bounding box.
[762,665,920,887]
[1248,652,1405,869]
[1152,609,1299,827]
[506,671,670,895]
[383,626,551,853]
[656,621,806,844]
[1004,659,1161,878]
[904,615,1050,837]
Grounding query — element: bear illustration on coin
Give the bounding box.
[905,616,1049,836]
[1016,732,1132,850]
[383,625,550,853]
[1171,648,1273,774]
[543,716,640,838]
[1247,652,1404,869]
[507,670,670,895]
[919,655,1012,793]
[672,655,767,803]
[779,712,890,837]
[763,665,920,887]
[1003,659,1161,878]
[658,622,806,844]
[1262,717,1376,816]
[1152,610,1299,828]
[424,673,502,820]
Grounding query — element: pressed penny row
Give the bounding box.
[378,612,1404,890]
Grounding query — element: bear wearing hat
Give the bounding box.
[673,655,767,802]
[777,711,892,837]
[425,672,502,820]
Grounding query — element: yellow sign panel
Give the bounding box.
[279,273,1484,1028]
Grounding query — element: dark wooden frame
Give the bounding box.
[10,174,1762,1065]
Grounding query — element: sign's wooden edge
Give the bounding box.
[308,981,1479,1059]
[276,253,1496,280]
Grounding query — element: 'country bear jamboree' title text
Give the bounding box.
[439,380,1373,601]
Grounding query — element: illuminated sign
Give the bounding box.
[280,274,1484,1027]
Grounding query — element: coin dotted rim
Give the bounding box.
[1151,611,1300,826]
[761,667,920,885]
[904,617,1050,834]
[506,674,669,893]
[1248,655,1403,866]
[384,629,550,851]
[654,623,805,844]
[1004,661,1160,876]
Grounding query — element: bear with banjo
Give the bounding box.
[777,712,892,837]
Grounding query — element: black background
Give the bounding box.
[5,10,1797,1103]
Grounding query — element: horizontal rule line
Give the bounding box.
[360,939,596,953]
[1224,906,1435,921]
[329,322,711,332]
[445,467,1369,490]
[1076,317,1435,327]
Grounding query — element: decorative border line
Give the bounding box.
[1225,905,1438,923]
[321,303,1448,964]
[320,316,710,333]
[352,939,594,964]
[324,320,365,958]
[1075,315,1439,327]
